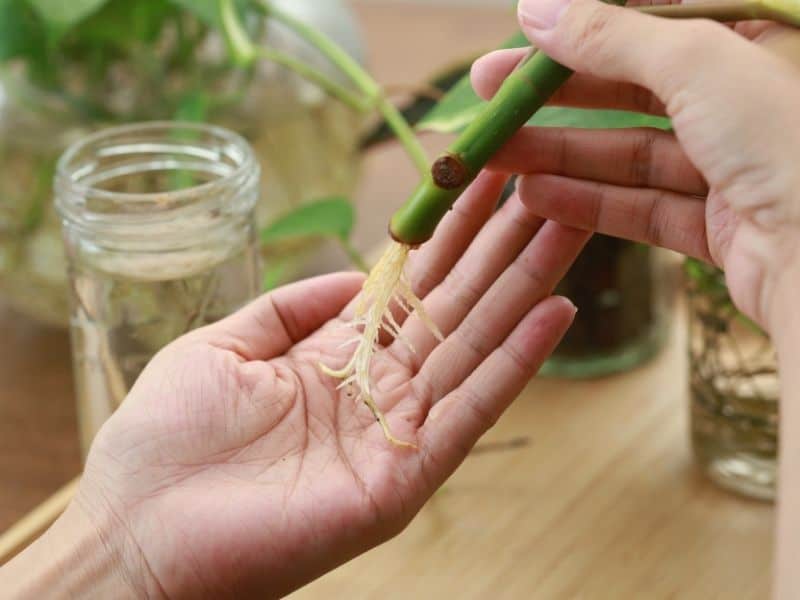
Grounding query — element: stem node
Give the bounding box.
[431,153,468,190]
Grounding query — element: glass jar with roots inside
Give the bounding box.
[686,258,778,500]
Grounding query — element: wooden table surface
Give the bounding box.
[0,3,774,599]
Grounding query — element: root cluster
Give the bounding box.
[320,242,442,447]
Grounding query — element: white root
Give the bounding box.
[320,242,443,448]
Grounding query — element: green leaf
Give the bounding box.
[27,0,109,31]
[361,59,475,150]
[174,91,210,122]
[736,312,766,337]
[417,31,526,134]
[529,107,671,130]
[417,74,483,134]
[261,197,355,244]
[0,0,45,59]
[168,0,219,25]
[418,31,671,134]
[262,261,288,291]
[72,0,177,46]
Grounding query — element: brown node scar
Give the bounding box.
[431,153,468,190]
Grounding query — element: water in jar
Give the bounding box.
[69,242,259,453]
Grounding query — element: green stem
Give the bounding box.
[338,238,370,273]
[374,95,430,174]
[220,0,258,64]
[390,46,579,245]
[255,47,369,113]
[637,0,800,26]
[256,0,429,176]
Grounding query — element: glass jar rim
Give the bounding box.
[55,120,257,208]
[55,121,260,253]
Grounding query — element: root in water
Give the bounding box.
[320,242,443,448]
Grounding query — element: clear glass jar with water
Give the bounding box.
[56,122,261,455]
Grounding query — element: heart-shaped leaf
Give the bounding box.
[261,197,355,244]
[0,0,43,59]
[168,0,219,25]
[418,31,671,133]
[27,0,109,31]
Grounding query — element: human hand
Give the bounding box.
[44,174,588,599]
[471,0,800,333]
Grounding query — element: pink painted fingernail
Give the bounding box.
[519,0,571,32]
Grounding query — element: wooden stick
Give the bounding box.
[0,476,80,565]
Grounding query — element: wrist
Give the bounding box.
[0,489,153,599]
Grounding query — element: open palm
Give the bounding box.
[76,173,588,599]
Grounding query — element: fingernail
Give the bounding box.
[519,0,570,32]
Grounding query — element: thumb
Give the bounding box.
[516,0,739,104]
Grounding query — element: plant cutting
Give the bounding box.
[417,60,670,379]
[341,8,630,445]
[219,0,800,445]
[402,0,800,379]
[224,0,620,445]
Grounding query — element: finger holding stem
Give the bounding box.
[390,0,800,246]
[231,0,800,448]
[331,1,626,445]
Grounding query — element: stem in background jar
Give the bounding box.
[254,47,370,113]
[221,0,429,174]
[636,0,800,26]
[183,273,220,332]
[254,0,430,176]
[220,0,259,64]
[69,280,128,414]
[338,239,370,273]
[220,0,369,112]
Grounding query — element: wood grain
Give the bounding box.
[0,307,81,535]
[0,477,78,562]
[0,2,774,598]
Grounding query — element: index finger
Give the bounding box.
[418,295,576,487]
[471,48,666,115]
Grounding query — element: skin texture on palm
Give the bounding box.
[471,1,800,331]
[67,172,589,599]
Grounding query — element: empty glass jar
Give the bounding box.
[56,122,261,455]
